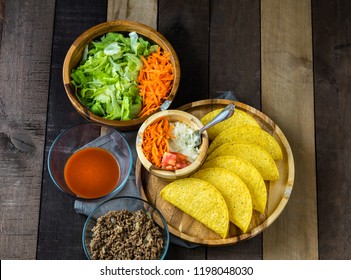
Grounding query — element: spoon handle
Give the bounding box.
[200,103,235,133]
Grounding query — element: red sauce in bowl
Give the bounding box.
[64,147,120,199]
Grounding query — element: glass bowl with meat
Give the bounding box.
[82,196,169,260]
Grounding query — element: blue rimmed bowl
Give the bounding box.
[82,196,169,260]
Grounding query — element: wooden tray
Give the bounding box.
[135,99,295,245]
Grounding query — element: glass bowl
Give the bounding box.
[82,196,169,260]
[47,122,132,200]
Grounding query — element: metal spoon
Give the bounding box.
[194,103,235,147]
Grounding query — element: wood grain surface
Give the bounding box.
[36,0,107,260]
[312,0,351,259]
[261,0,318,259]
[209,0,261,108]
[0,0,54,259]
[0,0,4,48]
[207,0,263,260]
[1,0,350,260]
[158,0,210,110]
[108,0,157,29]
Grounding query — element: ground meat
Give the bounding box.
[89,209,165,260]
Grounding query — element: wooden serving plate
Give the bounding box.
[135,99,295,245]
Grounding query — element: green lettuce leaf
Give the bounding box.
[71,32,158,120]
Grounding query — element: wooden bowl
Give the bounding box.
[63,20,180,131]
[136,110,209,180]
[136,99,295,245]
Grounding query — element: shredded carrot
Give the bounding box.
[138,47,174,117]
[142,117,174,167]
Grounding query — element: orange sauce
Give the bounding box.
[64,147,120,199]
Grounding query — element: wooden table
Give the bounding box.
[1,0,350,260]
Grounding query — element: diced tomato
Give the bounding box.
[161,152,190,170]
[161,152,177,167]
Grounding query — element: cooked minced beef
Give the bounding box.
[90,209,164,260]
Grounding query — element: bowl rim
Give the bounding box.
[62,19,181,130]
[47,122,133,200]
[136,109,209,180]
[82,195,170,260]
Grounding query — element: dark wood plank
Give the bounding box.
[166,245,208,260]
[209,0,261,109]
[158,0,210,110]
[207,237,262,260]
[0,0,55,259]
[36,0,107,260]
[207,0,262,259]
[0,0,4,49]
[158,0,210,259]
[312,0,351,259]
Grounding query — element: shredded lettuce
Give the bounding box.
[70,32,158,120]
